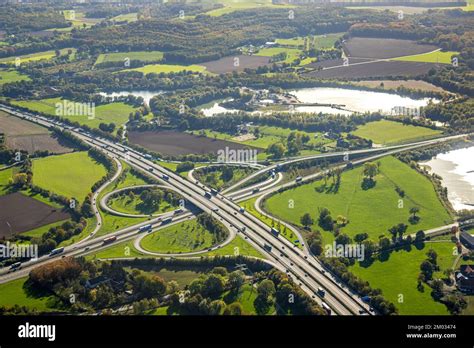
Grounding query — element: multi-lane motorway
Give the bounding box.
[0,103,471,316]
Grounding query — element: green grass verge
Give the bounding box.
[352,119,442,145]
[108,194,177,216]
[87,239,146,259]
[241,197,301,246]
[140,219,216,254]
[205,235,265,258]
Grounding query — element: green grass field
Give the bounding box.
[255,47,304,64]
[194,126,331,151]
[21,220,68,239]
[32,152,107,200]
[205,235,265,258]
[151,283,266,315]
[89,233,263,259]
[0,69,30,85]
[0,277,57,311]
[204,0,294,16]
[352,119,442,145]
[193,166,255,190]
[140,219,216,253]
[108,191,178,216]
[94,162,152,237]
[0,167,14,195]
[275,33,344,49]
[121,63,207,75]
[95,51,163,65]
[351,241,456,315]
[265,156,452,241]
[88,239,147,259]
[111,12,138,23]
[0,48,74,65]
[11,98,136,132]
[392,50,459,64]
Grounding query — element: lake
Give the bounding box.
[290,87,435,115]
[200,87,436,116]
[99,91,163,105]
[420,146,474,211]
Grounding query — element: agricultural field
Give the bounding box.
[111,12,138,23]
[47,10,102,31]
[352,80,449,93]
[254,47,305,64]
[0,192,70,237]
[11,98,136,132]
[204,0,294,16]
[95,51,164,65]
[275,33,344,49]
[350,241,457,315]
[0,48,74,65]
[0,110,73,154]
[305,59,438,79]
[0,69,30,85]
[264,156,452,241]
[194,126,332,159]
[32,152,107,200]
[121,63,207,75]
[392,50,459,64]
[140,219,217,254]
[305,37,446,79]
[200,55,270,74]
[128,130,261,156]
[344,38,439,60]
[352,119,442,145]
